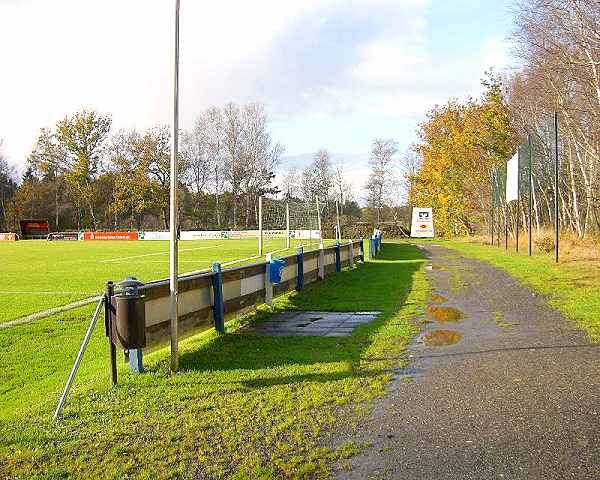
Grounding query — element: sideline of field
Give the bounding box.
[0,242,428,478]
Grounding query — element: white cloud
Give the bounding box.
[0,0,511,177]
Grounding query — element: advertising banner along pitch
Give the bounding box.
[82,232,139,241]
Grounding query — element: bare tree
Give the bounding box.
[281,165,299,200]
[365,139,398,223]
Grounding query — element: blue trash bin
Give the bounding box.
[269,258,286,284]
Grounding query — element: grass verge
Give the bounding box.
[0,242,428,479]
[443,239,600,340]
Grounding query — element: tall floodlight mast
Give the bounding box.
[169,0,180,372]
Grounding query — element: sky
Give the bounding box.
[0,0,514,195]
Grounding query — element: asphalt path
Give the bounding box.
[335,244,600,480]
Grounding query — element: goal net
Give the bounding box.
[259,197,323,255]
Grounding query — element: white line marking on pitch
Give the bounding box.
[132,260,213,264]
[1,295,102,330]
[99,244,224,263]
[0,291,96,295]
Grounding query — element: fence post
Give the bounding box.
[368,238,374,260]
[359,238,365,262]
[335,242,341,273]
[105,281,117,386]
[212,262,225,333]
[265,253,273,307]
[318,245,325,280]
[296,246,304,290]
[348,241,354,269]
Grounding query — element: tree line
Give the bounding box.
[410,0,599,238]
[0,104,285,232]
[0,104,401,234]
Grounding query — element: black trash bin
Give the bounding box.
[110,277,146,349]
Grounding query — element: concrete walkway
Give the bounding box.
[335,244,600,480]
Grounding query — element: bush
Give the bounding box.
[535,235,554,254]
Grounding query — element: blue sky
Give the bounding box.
[270,1,514,157]
[0,0,514,194]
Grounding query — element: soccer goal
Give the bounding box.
[258,197,323,256]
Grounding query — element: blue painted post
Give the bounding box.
[335,243,341,272]
[296,246,304,290]
[129,349,143,373]
[359,239,365,262]
[212,262,225,333]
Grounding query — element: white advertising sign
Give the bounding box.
[505,152,519,202]
[139,231,170,241]
[180,230,223,240]
[291,229,321,239]
[410,207,434,238]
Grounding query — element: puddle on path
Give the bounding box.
[422,330,463,346]
[426,306,464,323]
[430,294,448,303]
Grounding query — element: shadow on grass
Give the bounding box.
[176,243,425,384]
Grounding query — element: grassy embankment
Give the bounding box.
[0,242,428,479]
[443,238,600,340]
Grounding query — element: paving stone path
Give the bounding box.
[245,311,381,337]
[334,244,600,480]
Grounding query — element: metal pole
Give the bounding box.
[528,133,533,256]
[490,205,494,246]
[504,204,508,251]
[554,111,559,263]
[316,197,323,248]
[54,297,105,420]
[285,201,290,249]
[105,282,117,385]
[169,0,180,373]
[258,196,263,256]
[335,198,341,242]
[514,148,520,253]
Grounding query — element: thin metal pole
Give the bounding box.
[169,0,180,373]
[54,297,105,420]
[105,282,117,385]
[258,196,263,255]
[316,197,323,248]
[497,205,500,247]
[515,204,519,252]
[504,204,508,251]
[554,111,559,263]
[515,149,520,252]
[490,206,494,245]
[335,198,341,242]
[528,133,533,256]
[285,201,290,249]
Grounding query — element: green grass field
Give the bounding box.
[0,242,428,479]
[0,237,333,322]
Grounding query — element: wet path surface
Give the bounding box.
[335,245,600,479]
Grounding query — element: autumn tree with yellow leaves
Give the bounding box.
[410,73,514,236]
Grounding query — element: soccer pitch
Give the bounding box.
[0,237,332,323]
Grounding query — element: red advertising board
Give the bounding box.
[0,233,17,241]
[83,232,139,241]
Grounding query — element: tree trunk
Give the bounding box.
[162,208,169,230]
